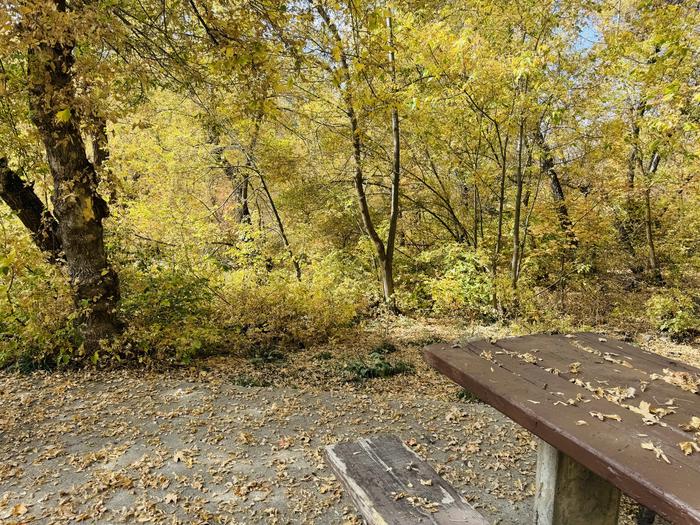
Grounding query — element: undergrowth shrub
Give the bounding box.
[456,388,481,403]
[314,350,333,361]
[371,340,398,355]
[409,244,493,320]
[219,259,366,356]
[646,289,700,341]
[0,231,77,370]
[119,264,222,365]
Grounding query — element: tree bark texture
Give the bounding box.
[27,4,122,352]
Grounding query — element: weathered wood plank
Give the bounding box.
[495,334,698,429]
[534,439,621,525]
[325,434,489,525]
[576,333,700,375]
[464,337,699,465]
[457,338,695,466]
[423,334,700,525]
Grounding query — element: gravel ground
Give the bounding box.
[1,374,534,524]
[1,319,695,524]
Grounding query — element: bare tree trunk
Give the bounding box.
[619,102,645,273]
[511,116,525,289]
[384,14,400,306]
[473,185,479,251]
[257,169,302,280]
[425,153,471,245]
[208,116,259,227]
[492,141,507,309]
[317,4,394,304]
[643,188,660,279]
[91,117,110,170]
[27,4,122,352]
[643,151,662,282]
[0,158,62,260]
[534,128,578,248]
[236,117,261,226]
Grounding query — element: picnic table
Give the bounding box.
[424,333,700,525]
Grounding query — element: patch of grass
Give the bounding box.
[230,374,272,387]
[345,352,414,381]
[370,340,398,355]
[245,345,286,365]
[314,350,334,361]
[406,335,445,347]
[456,388,481,403]
[2,349,62,374]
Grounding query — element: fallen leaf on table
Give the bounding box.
[679,441,700,456]
[164,493,178,504]
[650,369,700,394]
[641,442,670,464]
[589,411,621,422]
[419,478,433,486]
[605,386,636,403]
[681,416,700,432]
[520,353,538,364]
[627,401,668,426]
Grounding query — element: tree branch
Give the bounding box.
[0,158,62,261]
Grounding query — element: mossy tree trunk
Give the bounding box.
[27,0,122,352]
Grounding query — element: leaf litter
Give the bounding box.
[0,320,694,525]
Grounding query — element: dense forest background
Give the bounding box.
[0,0,698,370]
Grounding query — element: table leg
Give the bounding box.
[534,439,621,525]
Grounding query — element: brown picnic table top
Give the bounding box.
[423,333,700,525]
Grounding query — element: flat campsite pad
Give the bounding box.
[425,333,700,524]
[0,326,695,524]
[0,369,534,524]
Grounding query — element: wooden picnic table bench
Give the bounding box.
[424,332,700,525]
[325,434,489,525]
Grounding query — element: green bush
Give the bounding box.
[456,388,481,403]
[646,289,700,341]
[118,264,222,364]
[371,340,398,355]
[219,258,366,356]
[0,231,78,370]
[422,245,493,320]
[344,352,414,381]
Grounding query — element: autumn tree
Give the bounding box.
[0,0,126,351]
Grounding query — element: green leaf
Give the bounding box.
[55,108,71,123]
